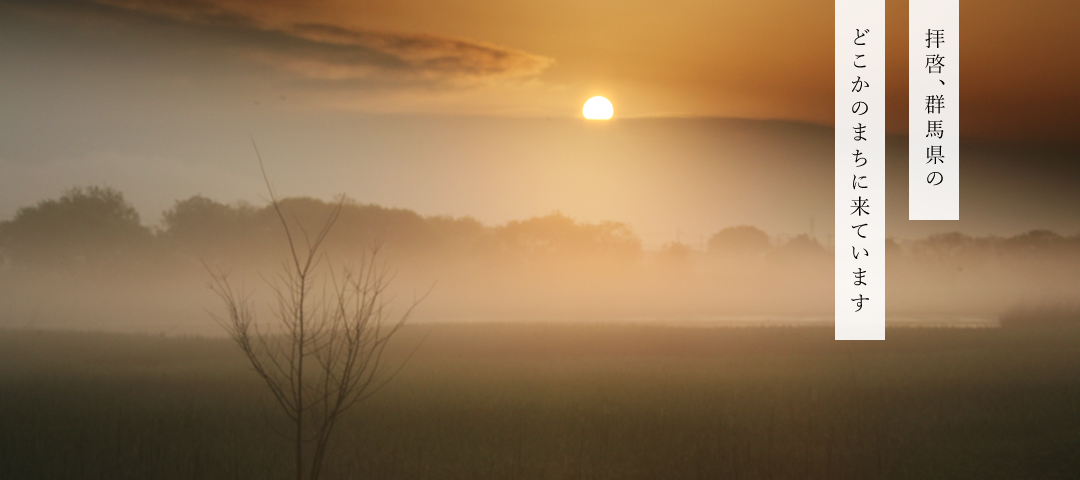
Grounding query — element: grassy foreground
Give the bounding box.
[1,323,1079,479]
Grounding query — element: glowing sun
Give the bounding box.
[582,96,614,120]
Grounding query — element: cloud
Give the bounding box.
[92,0,554,85]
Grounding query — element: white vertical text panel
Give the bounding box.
[910,0,959,220]
[836,1,885,340]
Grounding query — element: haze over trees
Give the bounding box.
[1,186,1078,330]
[0,186,152,270]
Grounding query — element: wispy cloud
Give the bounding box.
[93,0,554,85]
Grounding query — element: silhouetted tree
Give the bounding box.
[910,232,973,260]
[209,153,425,480]
[1003,230,1066,257]
[493,212,641,265]
[772,234,829,261]
[424,214,486,255]
[708,225,771,257]
[0,186,150,269]
[658,240,693,266]
[161,195,261,261]
[327,200,440,256]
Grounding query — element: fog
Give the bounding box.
[1,188,1077,336]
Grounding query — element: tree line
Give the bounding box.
[1,186,1077,273]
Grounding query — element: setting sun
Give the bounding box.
[582,96,614,120]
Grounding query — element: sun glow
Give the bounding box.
[582,96,614,120]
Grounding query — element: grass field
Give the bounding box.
[2,322,1079,479]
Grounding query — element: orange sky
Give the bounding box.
[4,0,1078,141]
[2,0,1079,243]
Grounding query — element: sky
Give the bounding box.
[1,0,1079,246]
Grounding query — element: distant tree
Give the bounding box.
[493,212,641,264]
[0,186,150,269]
[162,195,250,238]
[774,234,829,259]
[658,240,693,266]
[160,195,261,260]
[423,214,487,256]
[1003,229,1066,256]
[911,232,973,260]
[707,225,771,257]
[329,200,439,255]
[162,194,490,265]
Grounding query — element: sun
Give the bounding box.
[582,96,614,120]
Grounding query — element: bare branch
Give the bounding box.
[209,145,426,480]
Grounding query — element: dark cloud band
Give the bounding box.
[92,0,554,84]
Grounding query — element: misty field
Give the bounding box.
[2,323,1079,480]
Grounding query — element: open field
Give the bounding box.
[2,323,1079,479]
